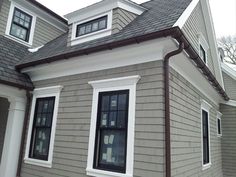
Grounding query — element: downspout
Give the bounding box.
[164,41,185,177]
[17,91,32,177]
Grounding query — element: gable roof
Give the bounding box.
[17,0,193,68]
[0,36,33,90]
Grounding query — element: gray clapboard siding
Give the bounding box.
[0,97,9,163]
[112,8,137,34]
[182,2,216,78]
[20,61,165,177]
[0,0,10,35]
[222,72,236,100]
[32,17,65,48]
[170,68,223,177]
[220,104,236,177]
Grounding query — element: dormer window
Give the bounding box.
[10,8,32,42]
[200,45,206,63]
[198,33,209,65]
[76,16,108,37]
[6,1,36,46]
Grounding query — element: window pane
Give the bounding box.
[101,96,109,111]
[79,26,85,36]
[202,110,209,164]
[110,95,118,110]
[99,19,106,29]
[85,24,92,33]
[117,111,126,128]
[101,112,108,127]
[33,128,51,158]
[10,24,27,41]
[118,94,127,110]
[109,112,117,127]
[99,130,126,167]
[13,16,19,23]
[218,119,221,134]
[92,22,99,31]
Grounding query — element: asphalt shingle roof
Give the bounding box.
[18,0,192,67]
[0,36,33,89]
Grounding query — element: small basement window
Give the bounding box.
[76,16,108,37]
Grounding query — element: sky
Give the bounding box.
[36,0,236,38]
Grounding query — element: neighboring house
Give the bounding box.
[0,0,234,177]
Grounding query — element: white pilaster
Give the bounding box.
[0,96,26,177]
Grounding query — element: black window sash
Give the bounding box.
[29,97,55,161]
[218,118,221,135]
[10,8,32,42]
[93,90,129,173]
[202,110,210,164]
[76,16,108,37]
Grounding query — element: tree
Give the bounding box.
[218,36,236,64]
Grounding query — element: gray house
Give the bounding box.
[0,0,234,177]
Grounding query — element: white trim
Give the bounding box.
[5,1,36,46]
[65,0,146,24]
[216,112,222,137]
[86,75,140,177]
[173,0,199,28]
[222,100,236,107]
[71,11,113,45]
[198,33,209,66]
[200,0,224,88]
[24,86,63,168]
[201,99,212,170]
[221,62,236,81]
[21,38,168,81]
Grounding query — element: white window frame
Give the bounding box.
[217,112,222,137]
[24,86,63,168]
[71,10,113,46]
[201,99,212,170]
[86,75,140,177]
[5,1,36,46]
[198,33,209,65]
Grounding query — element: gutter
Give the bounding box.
[17,91,32,177]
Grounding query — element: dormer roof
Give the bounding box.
[64,0,147,24]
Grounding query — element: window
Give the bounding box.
[94,90,129,173]
[201,100,212,170]
[29,97,55,161]
[10,8,32,42]
[24,86,63,168]
[200,45,206,63]
[217,112,222,137]
[76,16,107,37]
[202,110,210,165]
[87,75,140,177]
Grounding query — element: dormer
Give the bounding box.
[65,0,146,46]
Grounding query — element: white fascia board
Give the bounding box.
[11,0,67,32]
[222,62,236,81]
[173,0,199,28]
[222,100,236,107]
[65,0,146,24]
[200,0,224,89]
[21,37,171,81]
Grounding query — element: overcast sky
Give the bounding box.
[36,0,236,38]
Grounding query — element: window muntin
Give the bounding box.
[94,90,129,173]
[202,109,210,165]
[29,97,55,161]
[200,45,206,63]
[10,8,32,42]
[76,16,108,37]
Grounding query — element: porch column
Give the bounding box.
[0,96,26,177]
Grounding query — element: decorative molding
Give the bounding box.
[86,75,140,177]
[24,85,63,168]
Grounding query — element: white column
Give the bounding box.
[0,96,26,177]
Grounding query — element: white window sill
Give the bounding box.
[4,34,32,47]
[202,163,211,171]
[217,134,222,138]
[86,168,132,177]
[24,158,52,168]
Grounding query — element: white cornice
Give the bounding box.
[65,0,147,24]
